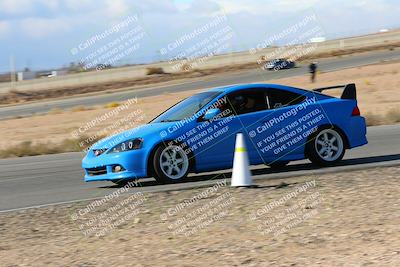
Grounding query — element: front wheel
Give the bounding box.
[152,144,190,183]
[306,128,345,166]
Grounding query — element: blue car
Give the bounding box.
[82,83,367,184]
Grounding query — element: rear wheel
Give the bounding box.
[307,127,345,166]
[152,144,190,183]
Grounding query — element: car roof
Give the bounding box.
[207,83,306,95]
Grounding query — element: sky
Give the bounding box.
[0,0,399,72]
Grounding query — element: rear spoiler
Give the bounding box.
[313,83,356,100]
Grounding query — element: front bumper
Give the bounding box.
[82,149,148,182]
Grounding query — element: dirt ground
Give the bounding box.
[1,60,400,152]
[1,166,399,266]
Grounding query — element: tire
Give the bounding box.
[268,161,290,169]
[306,127,346,166]
[152,143,191,184]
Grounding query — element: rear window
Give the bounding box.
[267,89,306,109]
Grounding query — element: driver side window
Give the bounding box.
[219,89,267,116]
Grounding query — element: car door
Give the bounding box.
[245,88,311,163]
[193,88,268,171]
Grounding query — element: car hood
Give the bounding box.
[90,122,179,150]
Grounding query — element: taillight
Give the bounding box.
[351,106,361,116]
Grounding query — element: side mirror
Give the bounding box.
[203,108,221,121]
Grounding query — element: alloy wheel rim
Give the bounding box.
[160,145,189,179]
[315,129,344,161]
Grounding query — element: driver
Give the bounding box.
[220,95,257,115]
[244,97,255,110]
[234,95,256,114]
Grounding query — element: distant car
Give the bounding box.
[82,83,367,184]
[265,59,295,70]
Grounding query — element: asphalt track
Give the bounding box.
[0,124,399,212]
[1,49,400,120]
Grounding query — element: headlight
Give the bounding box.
[108,138,143,153]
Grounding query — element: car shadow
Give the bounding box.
[104,154,400,188]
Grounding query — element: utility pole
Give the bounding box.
[9,54,16,91]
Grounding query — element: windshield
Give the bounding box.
[152,91,221,123]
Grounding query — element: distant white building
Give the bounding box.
[17,71,36,81]
[310,37,326,43]
[50,70,67,77]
